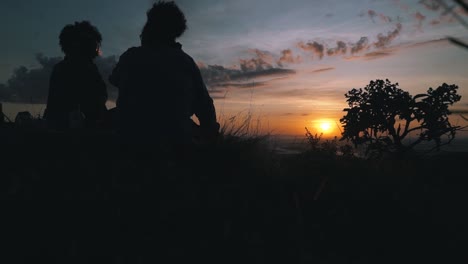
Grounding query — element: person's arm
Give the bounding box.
[44,64,70,128]
[92,63,108,108]
[45,66,61,117]
[191,60,220,135]
[109,48,135,108]
[108,57,123,89]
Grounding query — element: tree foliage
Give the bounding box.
[340,79,463,157]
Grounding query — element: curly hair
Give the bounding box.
[140,1,187,46]
[59,21,102,59]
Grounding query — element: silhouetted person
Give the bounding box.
[109,1,220,155]
[44,21,108,130]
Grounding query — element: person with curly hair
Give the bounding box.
[109,1,220,153]
[44,20,108,130]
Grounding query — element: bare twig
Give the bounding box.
[436,0,468,29]
[454,0,468,13]
[448,36,468,49]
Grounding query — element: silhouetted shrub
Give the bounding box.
[340,79,463,158]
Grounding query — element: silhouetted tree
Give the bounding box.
[340,79,463,157]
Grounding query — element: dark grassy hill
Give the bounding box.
[2,125,468,263]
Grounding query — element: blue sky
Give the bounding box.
[1,0,468,137]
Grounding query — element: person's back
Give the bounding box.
[109,1,219,149]
[44,21,108,130]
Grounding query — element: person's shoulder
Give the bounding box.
[50,59,67,74]
[123,46,142,54]
[120,46,144,57]
[117,46,147,63]
[178,48,198,66]
[53,58,67,68]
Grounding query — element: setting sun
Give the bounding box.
[310,119,338,136]
[320,122,332,132]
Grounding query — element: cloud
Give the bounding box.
[239,49,275,72]
[413,12,426,31]
[373,23,402,49]
[277,49,302,67]
[212,82,267,89]
[327,41,348,56]
[0,48,294,104]
[430,19,441,25]
[198,64,240,85]
[0,54,59,103]
[362,50,396,60]
[379,13,393,23]
[0,53,118,103]
[345,38,449,61]
[368,9,378,23]
[363,9,392,23]
[311,67,335,73]
[392,0,410,11]
[198,63,295,90]
[0,83,11,101]
[270,89,312,99]
[289,23,403,62]
[405,38,448,49]
[298,41,325,59]
[418,0,441,11]
[198,47,296,91]
[236,68,296,79]
[351,37,370,54]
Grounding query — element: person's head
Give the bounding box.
[140,1,187,46]
[59,21,102,60]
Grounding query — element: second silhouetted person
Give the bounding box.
[109,1,220,150]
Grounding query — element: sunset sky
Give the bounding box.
[1,0,468,139]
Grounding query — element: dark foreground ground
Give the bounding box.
[2,127,468,263]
